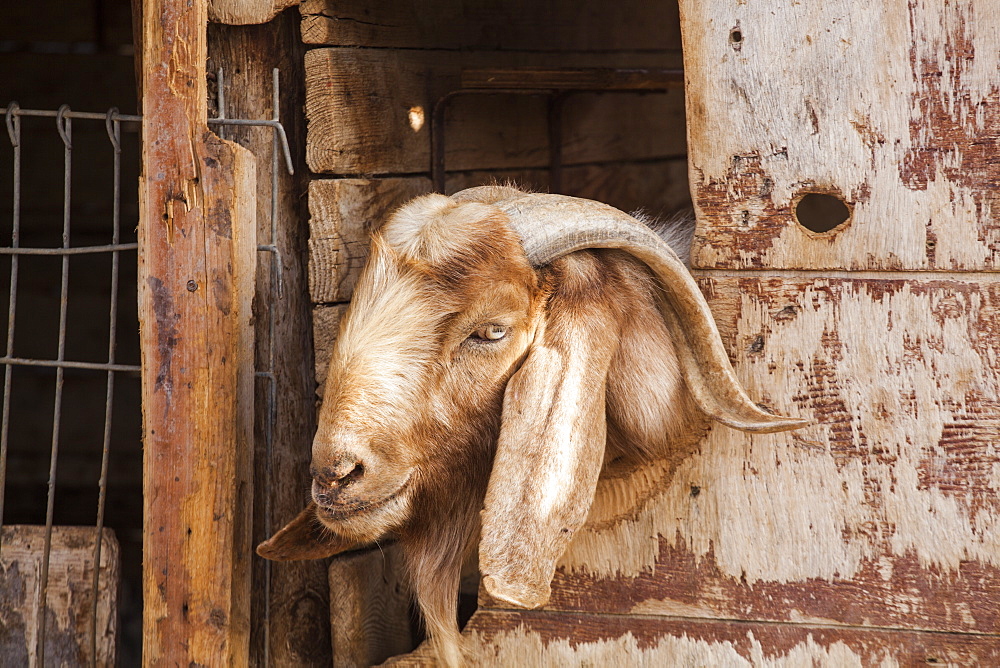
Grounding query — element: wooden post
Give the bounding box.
[206,14,334,666]
[328,544,413,667]
[139,0,256,664]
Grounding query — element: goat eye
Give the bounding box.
[474,324,508,341]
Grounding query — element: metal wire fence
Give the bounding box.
[1,67,289,666]
[1,103,141,666]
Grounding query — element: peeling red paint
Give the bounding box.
[468,609,1000,662]
[543,538,1000,635]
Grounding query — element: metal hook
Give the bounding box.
[271,68,280,122]
[5,102,19,148]
[105,108,120,152]
[271,68,294,175]
[274,123,294,176]
[217,68,227,121]
[257,245,285,299]
[56,104,71,149]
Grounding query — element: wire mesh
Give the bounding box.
[2,102,141,667]
[1,67,289,666]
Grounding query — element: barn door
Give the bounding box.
[453,1,1000,663]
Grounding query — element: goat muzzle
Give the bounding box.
[312,458,365,488]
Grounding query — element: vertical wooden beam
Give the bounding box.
[139,0,256,664]
[206,14,333,667]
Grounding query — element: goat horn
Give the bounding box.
[495,193,807,434]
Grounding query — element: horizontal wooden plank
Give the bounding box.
[443,159,692,216]
[548,536,1000,635]
[313,304,346,390]
[308,177,434,304]
[456,610,1000,666]
[684,1,1000,271]
[545,276,1000,634]
[299,0,682,51]
[0,525,119,666]
[304,48,686,175]
[460,67,684,91]
[209,0,299,24]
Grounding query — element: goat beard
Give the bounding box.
[396,430,496,667]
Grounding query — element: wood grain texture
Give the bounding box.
[313,304,346,389]
[308,178,433,304]
[207,15,333,667]
[209,0,300,25]
[0,526,119,667]
[682,0,1000,271]
[387,609,1000,666]
[442,160,692,217]
[299,0,682,51]
[328,545,414,667]
[461,610,1000,666]
[304,48,686,175]
[139,0,256,663]
[460,67,683,91]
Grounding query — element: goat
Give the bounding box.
[257,185,807,665]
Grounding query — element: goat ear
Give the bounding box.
[256,502,366,561]
[478,260,622,609]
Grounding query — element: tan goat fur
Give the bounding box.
[257,187,801,665]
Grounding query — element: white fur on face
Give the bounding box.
[325,241,441,432]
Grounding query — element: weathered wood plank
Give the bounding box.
[387,609,1000,666]
[299,0,682,51]
[209,0,299,25]
[207,15,332,667]
[443,160,692,215]
[682,0,1000,271]
[328,544,414,667]
[0,526,119,667]
[460,67,683,91]
[139,0,256,664]
[308,178,433,304]
[460,610,1000,666]
[313,304,347,390]
[304,48,687,175]
[542,276,1000,635]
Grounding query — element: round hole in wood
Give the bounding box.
[794,192,851,233]
[730,29,743,44]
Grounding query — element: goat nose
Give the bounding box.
[312,457,365,488]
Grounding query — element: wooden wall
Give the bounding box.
[300,0,692,380]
